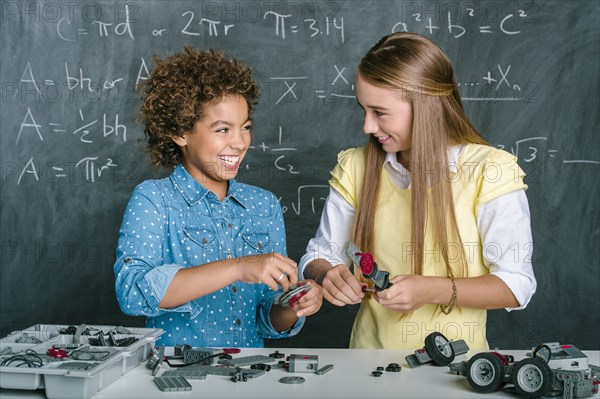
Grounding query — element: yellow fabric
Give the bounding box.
[329,144,527,349]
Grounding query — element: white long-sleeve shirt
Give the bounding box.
[298,146,536,311]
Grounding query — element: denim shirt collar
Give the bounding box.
[170,164,249,209]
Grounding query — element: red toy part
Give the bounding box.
[288,290,309,307]
[356,252,374,275]
[47,348,68,359]
[489,351,512,365]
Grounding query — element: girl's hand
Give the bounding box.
[237,252,298,292]
[374,275,432,313]
[291,280,323,317]
[320,265,365,306]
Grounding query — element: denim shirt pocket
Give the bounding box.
[241,232,271,254]
[182,216,219,261]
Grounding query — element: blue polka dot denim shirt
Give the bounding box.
[114,164,304,347]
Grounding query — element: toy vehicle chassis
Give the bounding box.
[406,332,469,368]
[449,343,600,398]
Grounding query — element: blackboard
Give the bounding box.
[1,0,598,350]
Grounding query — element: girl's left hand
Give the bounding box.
[373,275,432,313]
[291,279,323,317]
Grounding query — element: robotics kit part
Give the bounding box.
[218,355,276,367]
[386,363,401,372]
[405,332,469,368]
[46,348,68,359]
[250,363,272,371]
[161,369,207,380]
[287,354,319,373]
[183,348,221,365]
[269,350,285,359]
[449,342,600,398]
[315,364,334,375]
[146,346,165,376]
[275,284,312,308]
[174,344,191,356]
[346,242,392,291]
[279,376,305,384]
[153,375,191,392]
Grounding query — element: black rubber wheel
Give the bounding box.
[533,344,552,364]
[512,357,552,398]
[424,332,455,366]
[466,352,506,393]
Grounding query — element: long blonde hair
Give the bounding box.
[353,32,489,281]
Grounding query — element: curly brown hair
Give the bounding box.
[138,47,260,168]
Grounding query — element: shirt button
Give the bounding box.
[226,254,233,259]
[235,319,241,326]
[232,286,237,293]
[227,223,232,228]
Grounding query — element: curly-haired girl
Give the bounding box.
[114,47,322,347]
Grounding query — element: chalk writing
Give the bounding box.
[15,156,118,185]
[264,11,344,42]
[16,108,43,145]
[391,5,530,37]
[57,4,135,40]
[267,77,308,105]
[180,11,235,36]
[248,126,299,175]
[289,185,329,216]
[459,65,537,102]
[497,137,599,166]
[76,157,118,182]
[314,64,355,101]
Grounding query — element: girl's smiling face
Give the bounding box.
[355,74,414,164]
[173,94,252,199]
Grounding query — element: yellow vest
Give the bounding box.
[329,144,527,349]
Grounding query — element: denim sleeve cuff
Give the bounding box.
[257,294,305,339]
[136,264,202,318]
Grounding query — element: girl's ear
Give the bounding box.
[172,134,187,147]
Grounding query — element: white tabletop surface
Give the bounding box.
[1,348,599,399]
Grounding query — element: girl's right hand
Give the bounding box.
[237,252,298,292]
[320,265,365,306]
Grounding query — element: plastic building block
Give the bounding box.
[405,332,469,368]
[250,363,272,371]
[146,346,165,376]
[174,344,191,356]
[269,351,285,359]
[385,363,401,372]
[161,369,208,380]
[183,365,237,376]
[270,361,287,370]
[287,354,319,373]
[183,348,221,365]
[449,342,600,398]
[230,368,265,382]
[218,355,276,367]
[315,364,334,375]
[346,242,392,291]
[153,375,192,392]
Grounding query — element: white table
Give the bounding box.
[2,348,599,399]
